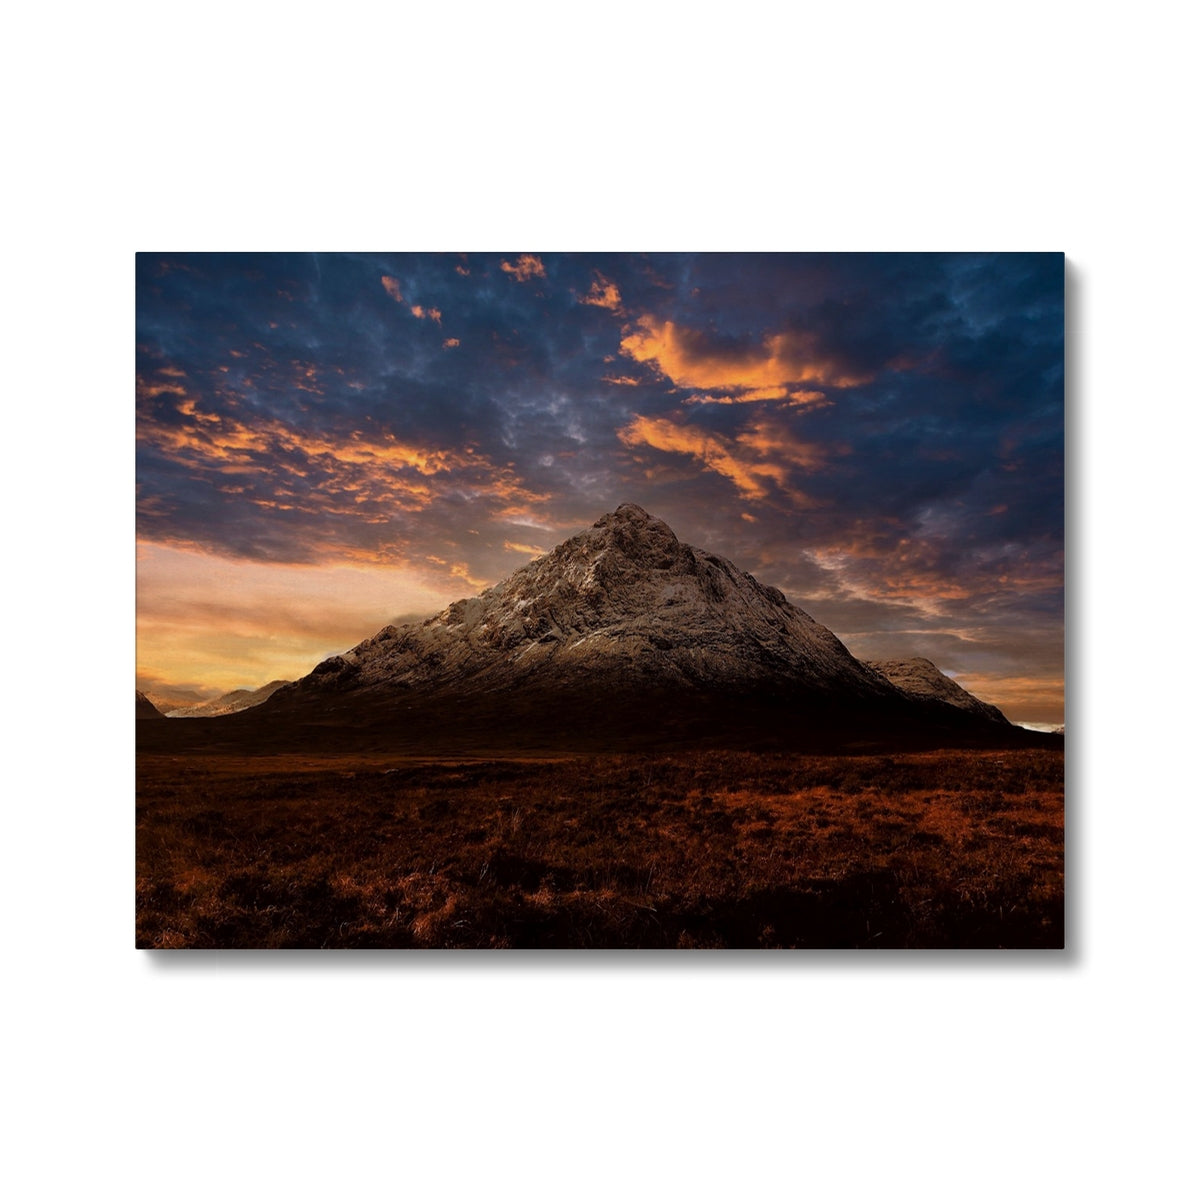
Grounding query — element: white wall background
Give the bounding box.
[4,3,1195,1197]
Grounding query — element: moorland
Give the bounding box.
[137,745,1063,949]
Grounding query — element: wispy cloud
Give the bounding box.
[138,388,548,559]
[503,540,545,557]
[683,387,828,409]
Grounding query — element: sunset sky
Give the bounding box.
[136,252,1063,722]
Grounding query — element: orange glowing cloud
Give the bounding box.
[579,273,622,311]
[620,315,873,395]
[618,413,825,502]
[381,276,404,303]
[443,337,460,348]
[684,387,828,408]
[500,254,546,282]
[136,372,190,403]
[449,561,489,589]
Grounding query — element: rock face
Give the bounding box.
[280,503,893,704]
[166,680,290,718]
[865,658,1009,725]
[136,691,165,719]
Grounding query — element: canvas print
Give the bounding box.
[136,252,1064,949]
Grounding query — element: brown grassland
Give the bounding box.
[137,747,1063,949]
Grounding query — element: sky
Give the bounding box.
[136,252,1063,722]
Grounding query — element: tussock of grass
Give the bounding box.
[137,749,1064,949]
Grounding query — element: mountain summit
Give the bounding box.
[236,504,1033,752]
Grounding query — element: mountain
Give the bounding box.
[136,691,165,719]
[211,503,1044,754]
[143,685,215,713]
[285,503,894,702]
[166,680,290,718]
[865,658,1009,725]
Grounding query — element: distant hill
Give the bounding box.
[166,679,290,718]
[143,685,212,713]
[136,691,166,719]
[864,658,1009,725]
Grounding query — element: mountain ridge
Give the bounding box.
[164,680,290,718]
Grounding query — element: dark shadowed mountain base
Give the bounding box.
[137,681,1060,758]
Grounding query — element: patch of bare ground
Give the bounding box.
[136,749,1063,949]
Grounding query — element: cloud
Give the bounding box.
[381,275,404,303]
[443,337,460,348]
[683,387,828,408]
[137,392,549,561]
[500,254,546,282]
[620,315,873,394]
[411,304,442,324]
[449,561,489,589]
[618,413,826,502]
[503,540,545,557]
[578,272,622,311]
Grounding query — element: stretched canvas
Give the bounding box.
[136,252,1064,949]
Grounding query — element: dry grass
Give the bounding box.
[136,749,1063,949]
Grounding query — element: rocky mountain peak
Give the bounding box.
[590,502,681,565]
[287,504,895,703]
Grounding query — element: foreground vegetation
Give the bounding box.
[136,749,1063,949]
